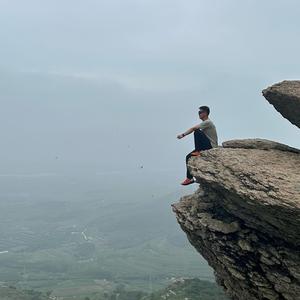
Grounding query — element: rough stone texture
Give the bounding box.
[172,81,300,299]
[172,143,300,300]
[222,138,300,154]
[263,80,300,129]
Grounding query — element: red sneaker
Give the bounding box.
[181,178,195,185]
[191,151,201,156]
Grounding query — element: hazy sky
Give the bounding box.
[0,0,299,179]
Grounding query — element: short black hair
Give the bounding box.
[199,105,210,115]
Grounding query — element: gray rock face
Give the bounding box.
[222,138,300,153]
[263,80,300,129]
[172,81,300,299]
[172,144,300,300]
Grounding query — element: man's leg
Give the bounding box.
[181,130,213,185]
[194,129,212,151]
[185,150,196,179]
[181,149,197,185]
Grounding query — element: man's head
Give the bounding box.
[198,105,210,120]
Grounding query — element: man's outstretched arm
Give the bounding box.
[177,124,201,139]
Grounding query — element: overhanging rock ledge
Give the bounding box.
[172,81,300,300]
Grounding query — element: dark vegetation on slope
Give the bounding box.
[0,279,228,300]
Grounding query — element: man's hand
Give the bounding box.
[177,133,185,139]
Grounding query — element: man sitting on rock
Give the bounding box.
[177,105,218,185]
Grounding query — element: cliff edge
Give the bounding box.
[172,81,300,300]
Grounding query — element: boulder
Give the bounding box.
[263,80,300,129]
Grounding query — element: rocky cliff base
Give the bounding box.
[172,140,300,299]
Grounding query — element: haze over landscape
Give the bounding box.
[0,1,300,299]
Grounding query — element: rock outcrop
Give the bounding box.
[222,138,300,154]
[263,80,300,128]
[172,81,300,300]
